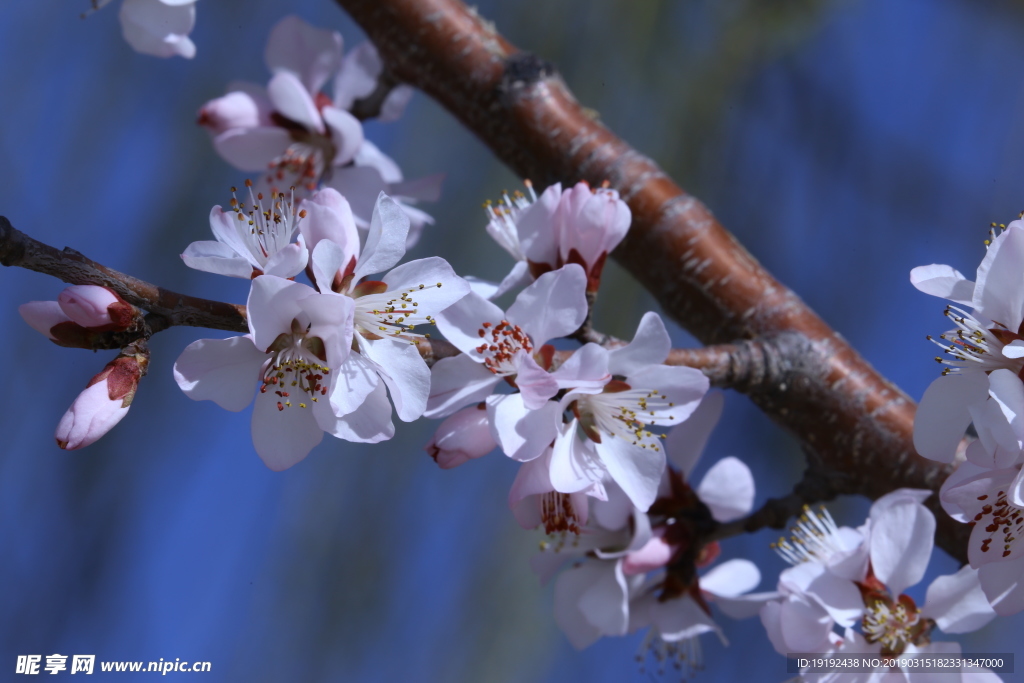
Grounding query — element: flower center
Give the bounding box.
[540,492,581,534]
[260,319,330,411]
[474,320,533,375]
[483,181,536,261]
[928,306,1024,375]
[862,598,921,653]
[229,180,305,269]
[573,382,673,450]
[772,505,846,565]
[972,488,1024,558]
[349,280,444,341]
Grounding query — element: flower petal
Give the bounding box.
[251,387,324,470]
[381,256,471,322]
[55,380,131,450]
[322,106,364,166]
[181,240,253,278]
[19,301,71,340]
[213,127,292,172]
[434,291,505,357]
[910,264,975,305]
[607,311,671,375]
[326,378,395,443]
[595,435,665,511]
[870,495,936,596]
[359,337,430,422]
[914,371,990,463]
[173,336,265,412]
[267,72,324,133]
[119,0,196,59]
[922,564,996,633]
[665,391,724,476]
[264,15,342,94]
[246,276,310,351]
[353,193,409,281]
[696,456,755,522]
[973,223,1024,329]
[262,241,308,279]
[487,393,560,462]
[423,354,499,419]
[978,555,1024,616]
[506,264,588,345]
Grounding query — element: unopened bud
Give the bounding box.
[425,405,495,469]
[55,345,149,450]
[57,285,136,331]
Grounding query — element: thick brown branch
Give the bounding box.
[335,0,966,561]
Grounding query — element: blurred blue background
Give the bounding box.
[1,0,1022,680]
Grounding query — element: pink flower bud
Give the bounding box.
[55,354,145,450]
[197,92,267,135]
[425,406,496,469]
[622,528,674,575]
[19,301,71,341]
[58,285,131,329]
[556,182,631,291]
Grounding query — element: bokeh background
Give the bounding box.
[1,0,1022,680]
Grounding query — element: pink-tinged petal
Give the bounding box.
[665,391,724,476]
[595,435,665,511]
[119,0,195,59]
[327,379,395,443]
[869,497,936,596]
[379,85,414,123]
[353,140,403,183]
[322,106,364,166]
[978,555,1024,615]
[701,558,760,598]
[590,482,633,531]
[300,188,360,259]
[509,448,555,512]
[464,276,500,300]
[298,291,354,373]
[173,336,265,412]
[353,193,409,281]
[759,602,790,656]
[213,127,291,172]
[55,380,131,450]
[559,186,631,269]
[781,562,864,627]
[359,336,430,422]
[198,91,269,135]
[267,72,323,133]
[550,343,611,394]
[517,183,562,268]
[514,352,560,409]
[922,565,996,633]
[507,263,588,345]
[57,286,119,328]
[423,354,499,419]
[207,205,253,262]
[650,595,721,643]
[968,398,1020,469]
[622,531,672,575]
[607,312,671,375]
[491,260,533,300]
[910,264,975,305]
[988,368,1024,448]
[310,239,347,293]
[181,240,253,278]
[697,456,755,522]
[434,291,505,357]
[391,173,444,203]
[973,224,1024,329]
[913,371,989,463]
[333,42,383,110]
[264,15,342,95]
[553,562,608,649]
[325,166,388,228]
[251,388,323,470]
[381,256,471,318]
[487,393,560,462]
[577,561,630,638]
[19,301,71,340]
[263,241,308,279]
[426,405,495,469]
[246,276,310,351]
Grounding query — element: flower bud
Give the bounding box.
[197,92,266,135]
[55,348,148,450]
[556,183,631,292]
[425,405,495,469]
[58,285,135,330]
[19,301,72,341]
[622,528,674,576]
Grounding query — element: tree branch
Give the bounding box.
[333,0,967,561]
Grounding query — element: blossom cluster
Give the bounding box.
[913,219,1024,616]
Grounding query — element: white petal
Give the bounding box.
[328,379,395,443]
[550,343,611,394]
[870,497,936,596]
[914,371,990,463]
[267,72,324,133]
[607,311,671,375]
[381,257,471,319]
[207,205,253,262]
[922,565,996,633]
[391,173,444,203]
[623,364,710,426]
[264,15,342,94]
[251,389,323,470]
[487,393,559,462]
[353,193,409,281]
[514,352,560,410]
[553,562,606,649]
[595,435,665,511]
[507,264,588,345]
[119,0,196,59]
[973,224,1024,329]
[665,391,724,476]
[181,240,253,278]
[329,353,379,417]
[978,555,1024,616]
[324,166,388,227]
[939,461,992,522]
[781,562,864,627]
[323,106,364,166]
[517,183,562,267]
[213,127,291,172]
[700,558,760,597]
[910,264,975,305]
[301,189,360,258]
[423,354,499,419]
[1004,340,1024,358]
[333,41,381,109]
[246,276,310,351]
[173,336,265,412]
[359,337,430,422]
[550,420,606,494]
[310,238,348,294]
[759,601,791,656]
[434,291,506,357]
[696,456,755,522]
[578,561,630,637]
[714,591,782,620]
[263,241,308,279]
[988,368,1024,448]
[650,594,720,643]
